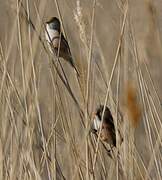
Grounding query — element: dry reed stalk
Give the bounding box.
[1,0,162,179]
[92,2,128,172]
[130,23,162,179]
[84,1,96,179]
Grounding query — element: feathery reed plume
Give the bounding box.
[73,0,88,48]
[126,83,141,127]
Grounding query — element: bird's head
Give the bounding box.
[95,105,104,120]
[95,105,111,121]
[46,17,61,32]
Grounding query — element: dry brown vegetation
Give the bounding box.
[0,0,162,179]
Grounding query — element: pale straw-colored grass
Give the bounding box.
[0,0,162,179]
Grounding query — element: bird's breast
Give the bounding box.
[45,25,60,43]
[93,115,101,130]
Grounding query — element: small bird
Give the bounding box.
[45,17,79,75]
[91,105,116,147]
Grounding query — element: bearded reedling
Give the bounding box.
[45,17,79,76]
[92,105,116,148]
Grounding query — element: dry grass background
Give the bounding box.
[0,0,162,179]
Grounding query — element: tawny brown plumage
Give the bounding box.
[92,105,116,147]
[45,17,79,75]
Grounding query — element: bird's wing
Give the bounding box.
[104,109,114,125]
[61,33,72,55]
